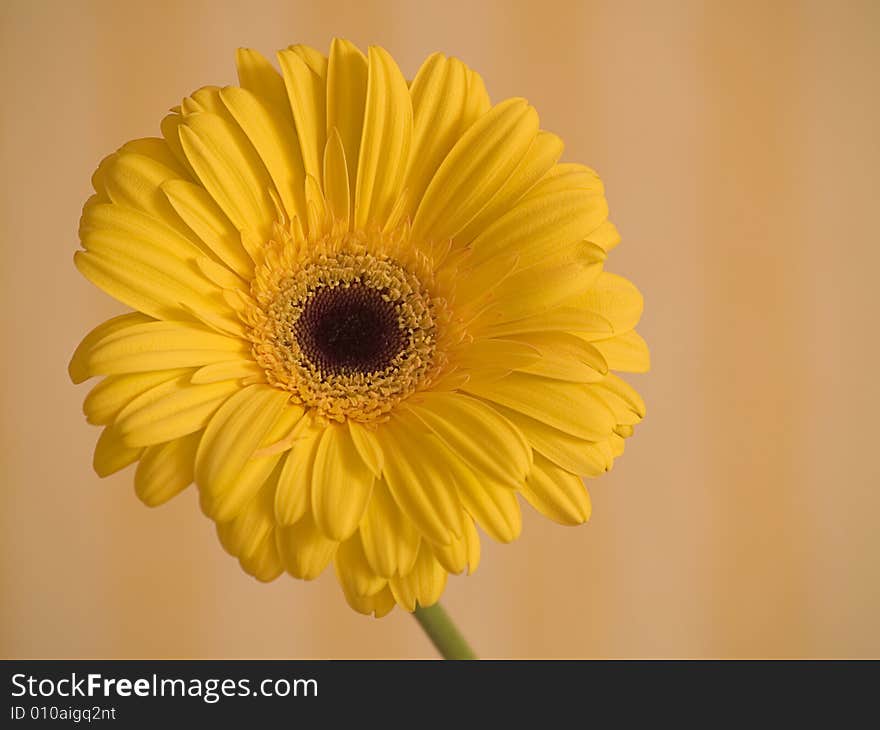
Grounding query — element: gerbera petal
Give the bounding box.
[114,376,239,448]
[411,97,539,244]
[508,331,608,382]
[594,373,647,424]
[217,475,277,564]
[69,313,153,383]
[452,459,523,543]
[591,330,651,372]
[274,421,321,526]
[238,531,285,582]
[83,369,190,425]
[520,454,592,526]
[78,320,249,376]
[334,533,386,598]
[93,426,142,477]
[478,255,604,325]
[574,272,644,336]
[354,46,412,229]
[134,431,200,507]
[379,416,464,546]
[340,583,396,618]
[276,511,338,581]
[278,45,327,187]
[220,85,307,225]
[190,360,264,384]
[467,189,609,271]
[161,179,253,277]
[195,384,290,520]
[462,372,616,441]
[431,515,480,575]
[404,53,468,213]
[402,392,532,487]
[178,111,275,238]
[359,479,420,579]
[311,423,374,542]
[322,128,351,226]
[95,151,193,234]
[586,220,622,252]
[449,338,541,379]
[454,130,564,245]
[389,546,448,612]
[347,421,384,479]
[326,38,368,206]
[493,403,612,475]
[478,306,614,339]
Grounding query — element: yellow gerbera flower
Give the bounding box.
[69,39,648,617]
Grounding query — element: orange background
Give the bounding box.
[2,0,878,658]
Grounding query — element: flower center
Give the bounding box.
[293,283,406,376]
[247,227,450,423]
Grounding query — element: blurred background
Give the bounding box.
[2,0,878,658]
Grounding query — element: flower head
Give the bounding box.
[69,40,648,616]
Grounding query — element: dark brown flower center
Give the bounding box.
[292,283,407,375]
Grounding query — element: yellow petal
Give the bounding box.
[69,313,153,384]
[220,85,307,224]
[450,338,541,380]
[311,423,374,542]
[195,384,289,520]
[575,272,644,335]
[359,479,420,579]
[191,360,264,384]
[114,376,239,448]
[587,220,622,252]
[403,392,532,487]
[84,369,190,425]
[93,425,142,477]
[531,162,604,196]
[455,130,564,245]
[467,189,609,270]
[347,421,383,478]
[404,53,468,214]
[340,583,396,618]
[389,546,448,612]
[274,422,321,526]
[431,515,480,575]
[590,330,650,372]
[217,475,277,563]
[161,179,253,277]
[520,454,592,525]
[326,38,368,206]
[478,306,613,339]
[508,331,608,382]
[450,457,522,543]
[276,511,338,580]
[379,416,464,546]
[492,404,611,476]
[178,111,275,238]
[79,320,248,376]
[322,128,350,227]
[73,249,225,327]
[354,46,412,229]
[278,46,327,187]
[334,533,386,598]
[462,372,616,441]
[95,151,192,236]
[134,431,200,506]
[411,98,538,244]
[479,256,603,325]
[594,374,646,424]
[238,531,284,582]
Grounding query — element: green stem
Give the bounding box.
[412,602,478,660]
